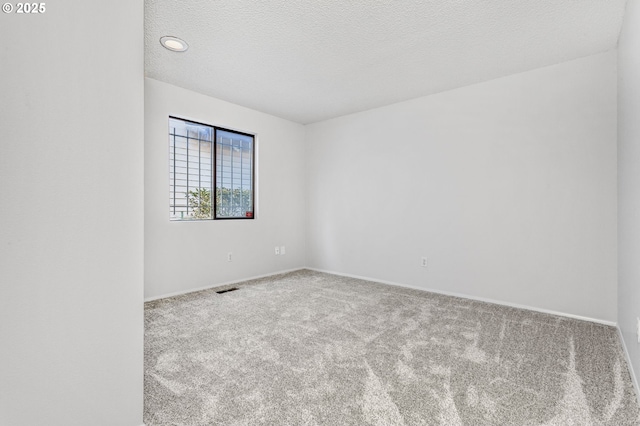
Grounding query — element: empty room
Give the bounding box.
[3,0,640,425]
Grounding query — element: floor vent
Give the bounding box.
[216,287,239,294]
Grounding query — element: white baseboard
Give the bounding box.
[144,267,305,302]
[146,266,618,326]
[617,326,640,400]
[305,267,618,327]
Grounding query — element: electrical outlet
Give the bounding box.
[275,246,280,255]
[421,257,427,267]
[636,317,640,344]
[280,246,286,255]
[227,252,232,262]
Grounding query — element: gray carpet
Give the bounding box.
[144,270,640,425]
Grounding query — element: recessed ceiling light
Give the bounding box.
[160,36,188,52]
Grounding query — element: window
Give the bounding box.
[169,117,255,220]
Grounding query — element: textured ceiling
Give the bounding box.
[145,1,627,124]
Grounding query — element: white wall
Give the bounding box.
[0,2,144,425]
[306,51,618,323]
[145,79,306,299]
[618,0,640,387]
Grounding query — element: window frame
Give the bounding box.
[169,116,256,221]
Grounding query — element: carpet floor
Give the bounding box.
[144,270,640,425]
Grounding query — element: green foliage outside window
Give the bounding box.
[187,188,212,219]
[187,188,253,219]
